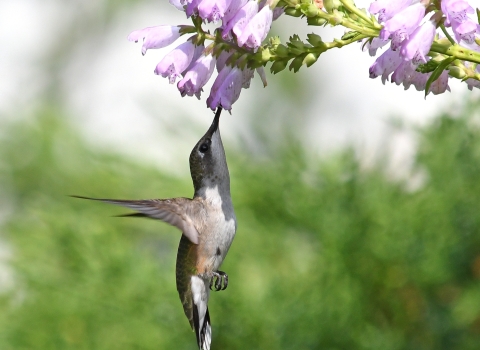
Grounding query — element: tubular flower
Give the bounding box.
[400,20,436,65]
[198,0,233,23]
[237,4,273,51]
[207,66,244,110]
[129,0,280,110]
[369,0,411,23]
[177,53,217,99]
[128,26,182,55]
[380,3,425,51]
[364,0,479,94]
[154,40,196,84]
[369,48,403,83]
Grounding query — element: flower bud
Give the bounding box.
[303,52,319,67]
[307,17,327,26]
[448,66,467,80]
[284,7,303,17]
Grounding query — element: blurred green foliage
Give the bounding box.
[1,102,480,350]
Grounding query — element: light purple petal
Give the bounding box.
[237,5,273,51]
[128,26,182,55]
[186,0,201,17]
[428,70,450,95]
[198,0,233,23]
[169,0,185,11]
[154,40,196,84]
[182,44,205,75]
[400,20,436,65]
[207,66,243,110]
[453,20,478,44]
[241,68,254,88]
[442,0,474,26]
[178,54,216,98]
[369,48,402,83]
[272,7,284,21]
[369,0,411,23]
[222,0,248,25]
[215,50,233,72]
[222,1,258,40]
[380,3,425,50]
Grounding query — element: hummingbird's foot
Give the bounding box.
[209,270,228,291]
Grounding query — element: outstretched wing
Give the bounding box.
[72,196,200,244]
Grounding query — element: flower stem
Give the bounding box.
[430,42,480,65]
[439,24,455,45]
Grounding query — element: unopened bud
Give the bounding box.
[300,3,319,17]
[307,33,323,46]
[303,52,319,67]
[448,66,467,79]
[324,0,341,13]
[285,7,303,17]
[307,17,327,26]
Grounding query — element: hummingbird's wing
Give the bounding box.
[72,196,200,244]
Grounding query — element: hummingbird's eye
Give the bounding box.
[199,140,211,153]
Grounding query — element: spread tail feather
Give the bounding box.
[193,305,211,350]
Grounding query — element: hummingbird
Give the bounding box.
[73,107,236,350]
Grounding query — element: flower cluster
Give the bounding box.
[366,0,480,95]
[128,0,280,111]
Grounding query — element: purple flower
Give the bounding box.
[222,1,258,40]
[215,50,233,72]
[237,4,273,51]
[392,61,415,86]
[198,0,233,23]
[178,53,217,98]
[428,70,450,95]
[186,0,201,17]
[207,66,243,110]
[369,48,402,83]
[452,20,479,44]
[369,0,411,23]
[441,0,474,26]
[222,0,248,25]
[380,3,425,50]
[128,26,182,55]
[154,40,196,84]
[169,0,185,11]
[362,37,389,56]
[400,20,436,65]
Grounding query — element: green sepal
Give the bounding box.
[341,31,361,41]
[417,60,439,74]
[299,3,319,17]
[306,33,323,46]
[274,44,290,58]
[289,55,304,72]
[270,60,289,74]
[425,56,456,97]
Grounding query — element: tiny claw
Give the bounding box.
[210,270,228,291]
[222,274,228,291]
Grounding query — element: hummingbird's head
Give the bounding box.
[189,108,230,196]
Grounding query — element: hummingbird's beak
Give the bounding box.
[206,107,222,136]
